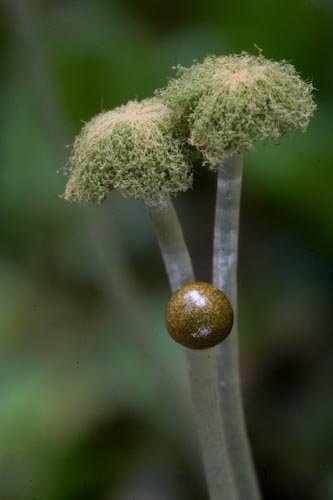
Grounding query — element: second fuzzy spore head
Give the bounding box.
[159,54,316,168]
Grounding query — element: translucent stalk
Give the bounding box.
[147,196,238,500]
[213,153,261,500]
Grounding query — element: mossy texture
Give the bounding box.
[159,54,316,168]
[64,98,192,203]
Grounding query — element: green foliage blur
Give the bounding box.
[0,1,332,499]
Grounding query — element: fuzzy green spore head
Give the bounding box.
[64,98,192,203]
[159,54,316,168]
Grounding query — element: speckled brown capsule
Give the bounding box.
[166,281,234,350]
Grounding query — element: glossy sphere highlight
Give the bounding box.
[166,282,234,349]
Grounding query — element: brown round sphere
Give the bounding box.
[166,282,234,350]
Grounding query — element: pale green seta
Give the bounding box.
[159,53,316,168]
[64,98,192,203]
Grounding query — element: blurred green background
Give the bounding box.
[0,0,332,499]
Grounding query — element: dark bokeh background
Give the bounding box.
[1,1,332,499]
